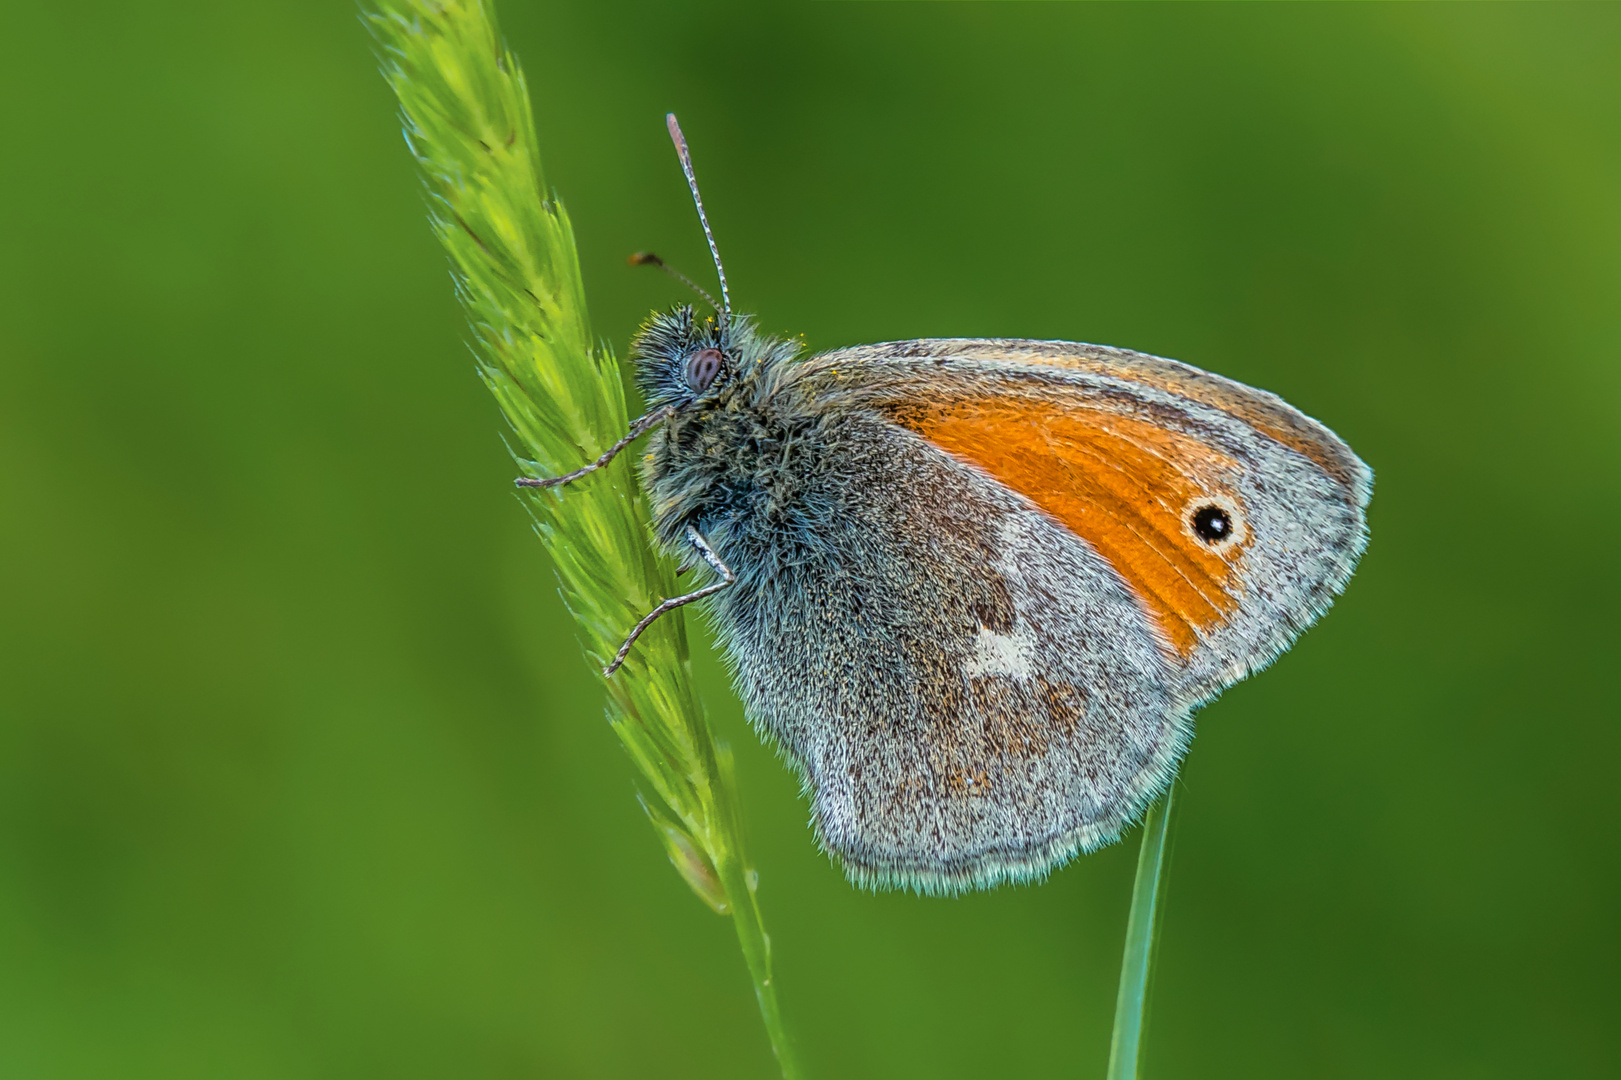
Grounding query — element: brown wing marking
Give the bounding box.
[1028,348,1364,492]
[813,339,1370,497]
[899,400,1247,657]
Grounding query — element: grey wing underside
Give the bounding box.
[713,337,1369,893]
[709,414,1189,894]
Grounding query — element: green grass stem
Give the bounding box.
[1106,785,1177,1080]
[364,3,799,1074]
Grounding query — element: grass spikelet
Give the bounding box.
[364,2,798,1074]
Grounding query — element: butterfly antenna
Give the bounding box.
[627,251,720,312]
[665,113,731,317]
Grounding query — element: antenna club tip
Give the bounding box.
[628,251,662,267]
[660,111,731,316]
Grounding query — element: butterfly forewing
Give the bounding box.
[810,338,1371,704]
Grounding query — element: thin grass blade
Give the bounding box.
[1106,785,1178,1080]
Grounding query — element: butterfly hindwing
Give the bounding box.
[706,407,1187,893]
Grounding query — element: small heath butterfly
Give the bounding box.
[521,116,1372,894]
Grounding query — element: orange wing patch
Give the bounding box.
[899,399,1247,657]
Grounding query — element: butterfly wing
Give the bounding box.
[707,338,1369,893]
[707,404,1187,893]
[809,337,1372,706]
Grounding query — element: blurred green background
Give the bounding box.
[3,2,1618,1077]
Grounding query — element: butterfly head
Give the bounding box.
[632,304,769,410]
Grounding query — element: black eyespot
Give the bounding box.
[1191,505,1233,544]
[684,347,723,392]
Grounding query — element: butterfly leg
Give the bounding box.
[514,405,675,490]
[604,524,734,677]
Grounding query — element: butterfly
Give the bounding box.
[521,115,1371,894]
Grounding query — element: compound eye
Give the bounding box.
[684,348,723,392]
